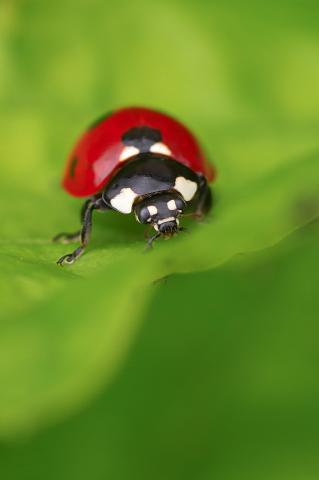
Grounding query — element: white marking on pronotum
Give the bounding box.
[174,176,197,201]
[167,199,177,211]
[147,205,158,216]
[119,146,140,162]
[150,142,172,156]
[110,188,137,214]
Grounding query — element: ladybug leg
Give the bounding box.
[53,231,81,244]
[53,199,92,244]
[145,232,161,251]
[193,174,212,219]
[56,197,106,266]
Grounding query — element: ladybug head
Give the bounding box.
[134,191,186,237]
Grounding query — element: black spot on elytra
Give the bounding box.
[122,126,162,151]
[69,156,78,177]
[88,111,113,130]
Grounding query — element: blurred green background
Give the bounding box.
[1,0,319,478]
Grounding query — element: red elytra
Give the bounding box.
[63,107,216,197]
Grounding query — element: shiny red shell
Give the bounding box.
[63,107,216,197]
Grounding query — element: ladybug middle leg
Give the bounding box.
[56,196,108,266]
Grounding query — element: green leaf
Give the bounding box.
[1,0,319,446]
[1,221,319,480]
[0,151,318,436]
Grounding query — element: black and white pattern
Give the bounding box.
[103,153,199,214]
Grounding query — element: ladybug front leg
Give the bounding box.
[53,199,93,244]
[56,196,106,266]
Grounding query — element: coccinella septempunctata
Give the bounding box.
[54,107,216,265]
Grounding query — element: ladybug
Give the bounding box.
[54,107,216,265]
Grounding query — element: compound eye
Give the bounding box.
[175,197,186,212]
[138,207,151,224]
